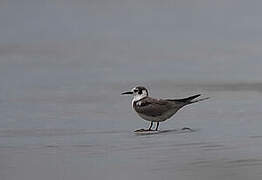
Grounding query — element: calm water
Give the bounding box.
[1,0,262,180]
[1,83,262,180]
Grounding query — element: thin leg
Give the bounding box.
[148,121,153,131]
[155,122,159,131]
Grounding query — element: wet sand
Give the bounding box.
[1,87,262,180]
[1,0,262,179]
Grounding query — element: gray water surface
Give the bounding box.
[1,87,262,180]
[1,0,262,180]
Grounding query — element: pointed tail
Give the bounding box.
[172,94,210,104]
[189,96,210,104]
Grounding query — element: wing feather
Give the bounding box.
[133,97,173,117]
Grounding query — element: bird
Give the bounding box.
[121,86,209,131]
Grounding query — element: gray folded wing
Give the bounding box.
[133,97,178,117]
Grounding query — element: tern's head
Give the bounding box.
[121,86,149,98]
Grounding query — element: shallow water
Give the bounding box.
[1,0,262,180]
[1,86,262,180]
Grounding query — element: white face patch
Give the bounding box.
[133,93,146,102]
[131,87,148,106]
[142,90,147,95]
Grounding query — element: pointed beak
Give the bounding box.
[121,91,133,95]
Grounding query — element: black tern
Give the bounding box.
[122,86,209,131]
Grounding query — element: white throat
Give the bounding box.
[132,94,147,106]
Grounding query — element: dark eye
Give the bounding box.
[134,89,138,93]
[138,89,142,94]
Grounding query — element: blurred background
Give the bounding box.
[1,0,262,180]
